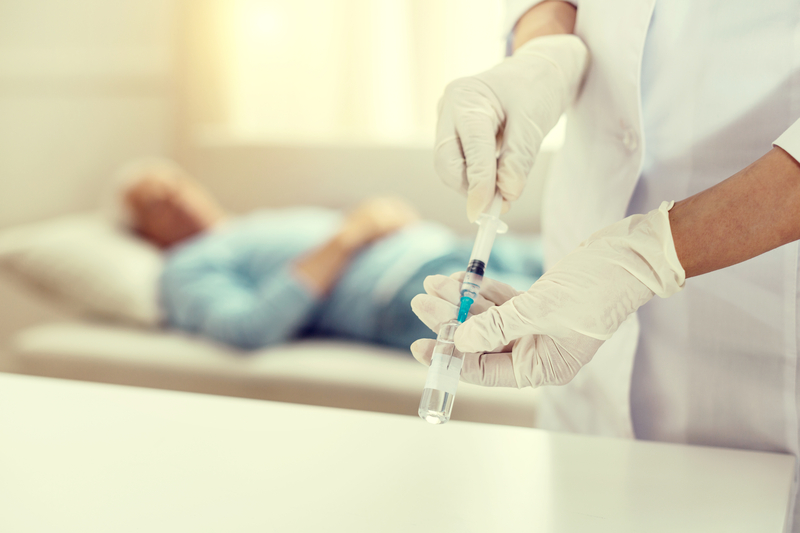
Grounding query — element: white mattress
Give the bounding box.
[10,321,538,427]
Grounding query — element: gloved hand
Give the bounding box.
[410,202,686,388]
[435,34,589,222]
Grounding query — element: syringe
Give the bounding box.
[456,192,509,322]
[418,192,508,425]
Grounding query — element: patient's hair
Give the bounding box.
[102,157,188,229]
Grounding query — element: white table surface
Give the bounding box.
[0,373,794,533]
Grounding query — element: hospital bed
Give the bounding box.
[0,145,548,427]
[0,269,538,427]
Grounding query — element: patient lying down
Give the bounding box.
[115,158,543,350]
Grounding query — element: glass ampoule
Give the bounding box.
[418,319,464,424]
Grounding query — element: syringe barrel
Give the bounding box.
[418,320,464,424]
[468,217,503,264]
[458,217,497,319]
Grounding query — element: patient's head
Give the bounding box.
[111,158,226,248]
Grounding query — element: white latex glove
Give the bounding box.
[410,202,686,388]
[435,34,589,222]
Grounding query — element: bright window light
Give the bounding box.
[216,0,507,146]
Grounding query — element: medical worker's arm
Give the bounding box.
[670,147,800,277]
[434,1,587,221]
[410,141,800,387]
[512,1,578,50]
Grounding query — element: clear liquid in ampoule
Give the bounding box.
[419,320,464,424]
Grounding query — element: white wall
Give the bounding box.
[0,0,549,236]
[0,0,178,228]
[186,140,549,236]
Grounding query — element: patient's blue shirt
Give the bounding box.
[160,208,542,350]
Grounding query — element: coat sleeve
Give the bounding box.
[773,117,800,164]
[161,259,320,350]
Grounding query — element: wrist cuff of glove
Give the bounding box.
[513,34,590,88]
[654,200,687,297]
[582,200,686,300]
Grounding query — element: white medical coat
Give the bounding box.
[505,0,800,528]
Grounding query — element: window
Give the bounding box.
[194,0,507,146]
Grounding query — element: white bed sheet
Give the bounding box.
[9,321,539,427]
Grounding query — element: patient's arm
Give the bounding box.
[160,197,419,350]
[292,235,361,296]
[161,259,320,349]
[293,197,419,294]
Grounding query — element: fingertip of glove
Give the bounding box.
[496,171,526,202]
[410,293,426,312]
[453,321,486,354]
[422,274,451,294]
[410,295,433,322]
[467,193,492,223]
[449,271,466,282]
[410,339,432,365]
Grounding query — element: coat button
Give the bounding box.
[621,128,639,152]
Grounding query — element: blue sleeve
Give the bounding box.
[161,260,320,350]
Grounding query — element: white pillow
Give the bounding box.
[0,212,163,326]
